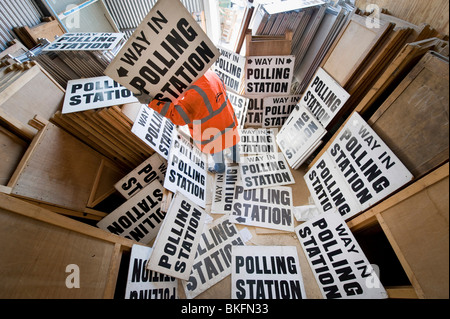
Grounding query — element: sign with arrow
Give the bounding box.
[245,55,295,96]
[104,0,220,103]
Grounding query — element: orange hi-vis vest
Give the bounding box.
[148,70,240,154]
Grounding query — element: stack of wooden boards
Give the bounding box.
[13,17,65,49]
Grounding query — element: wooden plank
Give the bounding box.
[0,125,27,186]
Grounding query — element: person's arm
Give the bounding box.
[148,99,192,126]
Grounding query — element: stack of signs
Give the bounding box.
[230,185,295,232]
[183,215,245,299]
[214,46,246,94]
[211,165,241,215]
[147,193,206,280]
[263,95,301,128]
[125,244,178,299]
[296,212,388,299]
[114,153,167,199]
[131,105,176,159]
[304,112,414,220]
[301,67,350,128]
[164,133,208,208]
[231,246,306,299]
[97,180,165,244]
[245,55,295,96]
[238,128,277,155]
[240,153,295,189]
[36,32,125,87]
[227,91,249,128]
[276,104,326,169]
[62,76,137,114]
[104,0,220,102]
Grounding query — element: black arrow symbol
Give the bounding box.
[235,217,247,223]
[117,66,129,77]
[286,58,292,64]
[248,59,253,65]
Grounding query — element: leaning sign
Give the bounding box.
[296,212,388,299]
[44,32,124,51]
[214,46,246,94]
[104,0,220,102]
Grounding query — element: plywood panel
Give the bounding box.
[0,126,27,186]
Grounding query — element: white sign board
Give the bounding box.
[240,153,295,189]
[231,246,306,299]
[132,105,176,159]
[44,32,124,51]
[296,212,388,299]
[183,215,245,299]
[238,128,277,155]
[245,96,264,127]
[104,0,220,102]
[164,134,208,208]
[230,186,294,232]
[125,244,178,299]
[115,153,167,199]
[214,46,246,93]
[227,91,249,128]
[263,95,301,128]
[97,180,164,244]
[211,166,241,215]
[245,55,294,96]
[301,68,350,128]
[277,104,326,169]
[264,0,325,14]
[147,193,207,280]
[305,112,414,220]
[63,76,137,114]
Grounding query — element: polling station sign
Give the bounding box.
[296,212,388,299]
[227,91,249,128]
[132,105,175,159]
[164,133,208,208]
[240,153,295,189]
[147,193,206,280]
[104,0,220,102]
[305,112,414,220]
[238,128,277,155]
[230,186,294,232]
[125,244,178,299]
[245,96,264,127]
[263,95,301,128]
[62,76,138,114]
[214,46,246,94]
[211,166,241,215]
[245,55,294,96]
[97,180,165,244]
[183,215,245,299]
[115,153,167,200]
[301,67,350,128]
[44,32,124,51]
[231,246,306,299]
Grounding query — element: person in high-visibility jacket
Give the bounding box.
[147,70,240,174]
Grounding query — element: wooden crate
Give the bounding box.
[348,163,449,299]
[0,192,136,299]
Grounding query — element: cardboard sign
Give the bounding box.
[231,246,306,299]
[62,76,138,114]
[183,215,245,299]
[296,212,388,299]
[211,166,241,215]
[227,91,249,128]
[238,128,277,155]
[277,104,326,169]
[245,55,294,96]
[164,133,208,208]
[230,186,294,232]
[240,153,295,189]
[147,193,207,280]
[132,105,176,159]
[104,0,220,102]
[125,245,178,299]
[97,180,165,244]
[263,95,301,128]
[245,96,264,127]
[305,112,414,220]
[115,153,167,199]
[301,68,350,128]
[44,32,124,51]
[214,46,246,93]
